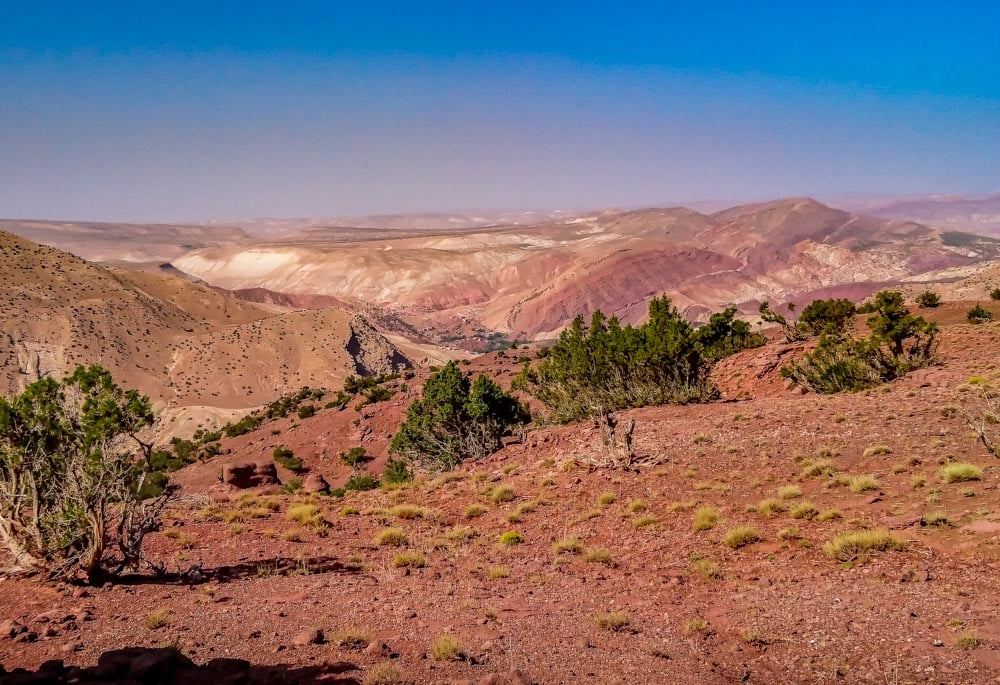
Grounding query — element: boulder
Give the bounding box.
[222,461,280,489]
[302,473,330,494]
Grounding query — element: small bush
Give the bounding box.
[584,547,614,564]
[790,503,819,520]
[552,536,583,554]
[429,634,465,661]
[967,305,993,324]
[363,661,403,685]
[754,498,786,517]
[464,503,486,519]
[389,504,424,520]
[487,565,510,579]
[634,515,657,528]
[723,526,761,549]
[143,609,171,630]
[272,447,304,472]
[375,527,407,547]
[779,527,802,541]
[915,291,941,308]
[817,509,843,522]
[956,631,982,650]
[296,404,316,419]
[286,504,324,529]
[626,498,646,513]
[382,458,413,485]
[693,506,720,531]
[692,558,721,580]
[823,529,903,562]
[863,444,892,457]
[921,511,951,527]
[331,627,371,650]
[393,551,426,568]
[339,447,371,467]
[596,492,616,507]
[800,459,835,479]
[685,617,711,634]
[777,485,802,499]
[592,611,631,632]
[941,463,982,483]
[345,474,380,491]
[498,531,523,546]
[490,485,516,503]
[848,475,880,493]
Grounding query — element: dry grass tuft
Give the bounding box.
[693,506,720,531]
[823,529,903,562]
[592,611,631,632]
[375,527,408,547]
[723,526,761,549]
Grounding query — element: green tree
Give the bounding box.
[782,292,938,394]
[797,298,857,337]
[515,297,761,422]
[915,290,941,308]
[865,291,938,358]
[0,365,172,582]
[390,362,529,471]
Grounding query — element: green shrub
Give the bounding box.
[390,362,529,471]
[967,305,993,324]
[345,474,380,491]
[991,288,1000,301]
[272,447,304,472]
[339,446,371,467]
[915,291,941,308]
[797,298,857,336]
[514,298,762,422]
[782,291,937,393]
[382,458,413,485]
[296,404,316,419]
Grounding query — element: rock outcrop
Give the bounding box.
[221,461,279,489]
[346,315,412,377]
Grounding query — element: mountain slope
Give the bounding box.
[0,230,416,420]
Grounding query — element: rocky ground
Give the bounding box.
[2,319,999,684]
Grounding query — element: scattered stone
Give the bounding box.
[292,628,324,646]
[364,640,393,657]
[1,619,26,639]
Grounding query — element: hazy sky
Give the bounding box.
[2,2,998,222]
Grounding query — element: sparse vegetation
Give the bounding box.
[915,290,941,308]
[584,547,614,564]
[723,526,761,549]
[781,291,938,393]
[823,529,903,562]
[429,634,465,661]
[375,527,408,547]
[498,530,523,546]
[693,506,720,531]
[390,361,529,471]
[514,297,763,422]
[393,551,426,568]
[967,305,993,324]
[592,611,631,632]
[552,536,583,554]
[940,462,982,483]
[848,475,880,493]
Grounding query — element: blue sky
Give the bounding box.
[1,2,998,221]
